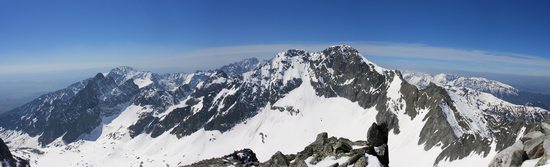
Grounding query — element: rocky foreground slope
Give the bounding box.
[490,117,550,167]
[184,123,388,167]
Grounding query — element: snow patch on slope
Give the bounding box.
[440,102,465,137]
[388,108,442,167]
[386,74,404,114]
[133,76,153,88]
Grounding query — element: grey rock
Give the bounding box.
[524,136,545,159]
[183,148,259,167]
[521,131,545,142]
[334,140,352,154]
[315,132,328,145]
[541,122,550,135]
[293,160,308,167]
[353,156,368,167]
[544,138,550,156]
[263,151,289,166]
[340,153,363,166]
[489,142,527,167]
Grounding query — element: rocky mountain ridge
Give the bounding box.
[0,45,547,166]
[403,71,550,111]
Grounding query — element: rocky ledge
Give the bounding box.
[181,123,389,167]
[490,119,550,167]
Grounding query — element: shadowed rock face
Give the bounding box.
[0,138,30,167]
[0,73,141,145]
[367,123,388,147]
[367,123,389,166]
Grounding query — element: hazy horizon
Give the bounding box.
[1,47,550,114]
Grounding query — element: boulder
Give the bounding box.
[315,132,328,145]
[544,138,550,155]
[366,123,389,166]
[521,131,544,142]
[367,123,388,147]
[183,148,259,167]
[353,156,368,167]
[541,122,550,135]
[263,151,289,166]
[489,142,527,167]
[524,136,545,159]
[334,140,353,154]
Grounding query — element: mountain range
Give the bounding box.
[0,45,548,167]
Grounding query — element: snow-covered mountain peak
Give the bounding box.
[93,72,106,79]
[109,66,137,75]
[402,71,519,96]
[314,45,386,75]
[105,66,154,88]
[272,49,309,61]
[324,45,359,54]
[219,57,261,77]
[0,45,547,167]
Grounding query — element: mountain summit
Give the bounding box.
[0,45,548,166]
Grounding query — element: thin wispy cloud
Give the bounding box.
[2,42,550,78]
[354,42,550,67]
[154,42,550,77]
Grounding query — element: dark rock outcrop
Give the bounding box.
[182,148,259,167]
[367,123,388,147]
[0,138,30,167]
[366,123,389,166]
[261,151,289,166]
[182,132,385,167]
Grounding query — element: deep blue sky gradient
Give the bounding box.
[2,0,550,57]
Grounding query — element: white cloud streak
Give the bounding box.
[353,42,550,68]
[2,42,550,77]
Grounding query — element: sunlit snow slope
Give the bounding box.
[0,45,548,167]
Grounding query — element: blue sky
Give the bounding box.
[2,0,550,54]
[2,0,550,72]
[1,0,550,107]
